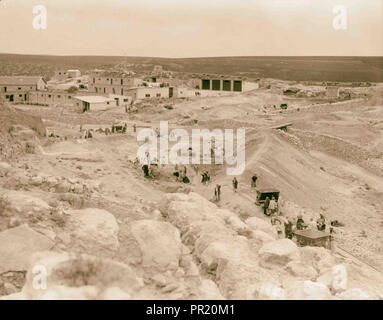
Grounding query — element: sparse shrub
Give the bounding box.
[67,86,78,93]
[51,213,67,228]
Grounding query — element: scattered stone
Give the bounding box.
[0,162,12,177]
[55,181,71,193]
[152,274,168,288]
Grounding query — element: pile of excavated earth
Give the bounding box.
[0,82,383,300]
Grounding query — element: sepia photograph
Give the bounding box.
[0,0,383,306]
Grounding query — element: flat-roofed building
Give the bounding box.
[88,72,142,96]
[0,76,46,103]
[73,95,117,112]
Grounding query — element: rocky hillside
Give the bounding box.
[0,103,45,160]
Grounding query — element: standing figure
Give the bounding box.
[251,174,258,188]
[232,177,238,192]
[317,214,326,231]
[214,184,221,202]
[296,215,306,230]
[268,196,277,215]
[264,196,270,216]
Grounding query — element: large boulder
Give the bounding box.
[0,225,54,273]
[245,217,277,237]
[66,208,119,257]
[258,239,300,268]
[196,280,225,300]
[15,251,144,300]
[197,236,255,271]
[250,230,276,245]
[299,246,335,274]
[336,288,371,300]
[285,261,318,280]
[216,261,278,299]
[249,282,286,300]
[130,220,182,273]
[286,280,332,300]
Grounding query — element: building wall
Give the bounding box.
[0,83,41,103]
[28,91,76,106]
[67,70,81,78]
[73,98,117,112]
[54,70,68,81]
[126,87,171,100]
[242,81,260,92]
[108,94,132,107]
[88,76,142,95]
[200,79,259,92]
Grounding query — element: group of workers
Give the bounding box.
[173,165,190,183]
[267,202,333,240]
[201,171,211,184]
[263,196,278,216]
[80,122,130,138]
[210,174,259,202]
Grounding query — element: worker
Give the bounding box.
[214,184,221,202]
[284,219,293,239]
[133,124,136,133]
[202,171,210,185]
[123,123,127,133]
[232,177,238,192]
[264,196,270,216]
[296,215,306,230]
[274,220,284,238]
[269,196,277,215]
[251,174,258,188]
[142,165,149,177]
[317,214,326,231]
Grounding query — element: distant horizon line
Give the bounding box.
[0,52,382,59]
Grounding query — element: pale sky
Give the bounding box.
[0,0,381,57]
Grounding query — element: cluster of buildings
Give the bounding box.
[0,66,260,112]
